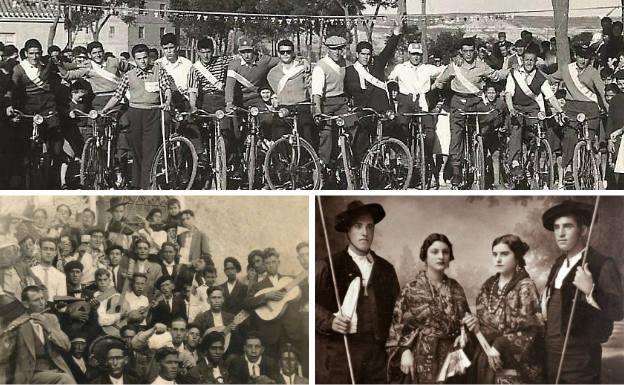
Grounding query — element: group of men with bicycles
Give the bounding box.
[0,18,621,190]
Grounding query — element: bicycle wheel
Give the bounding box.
[361,137,413,190]
[411,134,427,190]
[264,136,322,190]
[214,135,227,190]
[26,152,49,189]
[80,138,105,189]
[246,135,256,190]
[335,135,355,190]
[474,136,486,190]
[531,140,554,190]
[573,141,601,190]
[149,136,197,190]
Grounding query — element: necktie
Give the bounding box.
[112,268,117,287]
[252,364,257,376]
[168,299,172,312]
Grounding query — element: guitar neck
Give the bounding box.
[282,271,308,292]
[224,310,250,333]
[118,259,136,306]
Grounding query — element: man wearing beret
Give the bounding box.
[344,20,402,163]
[549,44,609,183]
[316,200,400,383]
[541,200,623,383]
[187,331,242,383]
[219,256,248,316]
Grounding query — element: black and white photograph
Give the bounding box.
[315,195,624,384]
[0,194,309,384]
[3,0,624,190]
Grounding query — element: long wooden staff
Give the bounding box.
[555,196,601,384]
[316,196,356,385]
[156,62,170,185]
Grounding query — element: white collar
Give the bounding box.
[566,248,585,267]
[152,375,176,384]
[164,261,176,267]
[347,246,372,264]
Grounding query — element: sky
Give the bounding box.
[365,0,621,17]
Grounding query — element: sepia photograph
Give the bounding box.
[316,195,623,384]
[2,0,624,190]
[0,194,309,384]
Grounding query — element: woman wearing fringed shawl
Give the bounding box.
[463,234,545,384]
[386,233,470,383]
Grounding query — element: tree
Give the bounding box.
[359,0,398,42]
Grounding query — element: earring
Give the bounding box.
[516,265,522,273]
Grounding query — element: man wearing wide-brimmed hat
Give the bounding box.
[540,200,623,383]
[316,200,400,383]
[311,35,352,171]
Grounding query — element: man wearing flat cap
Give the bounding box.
[316,200,400,383]
[344,20,402,163]
[311,35,352,171]
[89,338,143,383]
[106,197,134,251]
[549,44,608,182]
[63,331,90,383]
[541,200,623,383]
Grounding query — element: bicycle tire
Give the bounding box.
[80,138,106,190]
[531,139,554,190]
[361,137,413,190]
[26,153,48,189]
[414,134,427,190]
[573,141,602,190]
[333,135,355,190]
[263,136,322,190]
[474,136,486,190]
[149,136,197,190]
[246,135,256,190]
[214,135,227,190]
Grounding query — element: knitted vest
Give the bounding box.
[317,57,345,97]
[127,68,161,109]
[512,69,547,109]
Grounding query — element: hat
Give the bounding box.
[542,200,595,231]
[575,44,593,58]
[69,330,89,344]
[148,331,173,350]
[407,43,423,54]
[615,70,624,79]
[238,37,253,51]
[514,39,526,48]
[106,245,125,255]
[63,260,84,274]
[324,35,347,49]
[199,330,225,351]
[107,197,128,212]
[335,200,385,232]
[278,342,300,358]
[155,275,174,289]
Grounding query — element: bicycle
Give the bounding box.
[71,109,130,190]
[176,109,232,190]
[316,111,359,189]
[403,111,448,190]
[513,111,557,190]
[235,106,271,190]
[9,109,57,189]
[263,103,323,190]
[359,107,413,190]
[149,110,198,190]
[457,109,495,190]
[568,112,603,190]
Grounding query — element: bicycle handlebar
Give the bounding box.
[514,111,561,121]
[69,109,113,120]
[403,111,449,117]
[9,109,56,123]
[457,109,495,116]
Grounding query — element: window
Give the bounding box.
[138,26,145,39]
[108,26,115,39]
[159,3,166,18]
[160,27,166,37]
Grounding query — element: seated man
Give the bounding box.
[230,332,280,383]
[89,338,143,384]
[277,343,308,384]
[91,268,123,335]
[187,331,242,383]
[123,272,150,326]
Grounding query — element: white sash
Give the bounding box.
[568,63,598,103]
[352,61,387,91]
[321,56,343,75]
[452,63,481,94]
[193,61,222,89]
[227,69,254,88]
[90,61,119,84]
[512,69,545,111]
[276,64,305,95]
[22,62,46,90]
[615,137,624,173]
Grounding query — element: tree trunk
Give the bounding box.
[92,13,113,42]
[47,6,62,48]
[552,0,572,91]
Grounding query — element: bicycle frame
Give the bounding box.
[458,109,494,189]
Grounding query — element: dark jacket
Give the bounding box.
[219,279,248,315]
[344,34,400,112]
[192,309,234,336]
[316,247,400,343]
[89,370,143,384]
[148,295,188,327]
[545,247,623,342]
[186,356,242,384]
[228,355,280,384]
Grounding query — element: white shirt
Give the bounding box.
[95,290,121,326]
[268,274,280,287]
[188,292,209,323]
[554,249,584,289]
[311,56,344,97]
[226,280,236,294]
[281,371,295,384]
[31,264,67,300]
[505,67,555,112]
[135,260,147,273]
[347,247,373,286]
[30,320,45,343]
[80,252,102,284]
[156,56,193,93]
[246,356,262,377]
[152,375,176,384]
[73,356,87,373]
[124,292,149,325]
[388,62,446,111]
[109,375,124,385]
[212,311,224,327]
[163,262,176,276]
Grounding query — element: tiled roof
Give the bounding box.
[0,0,58,20]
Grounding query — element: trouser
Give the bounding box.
[318,96,350,166]
[396,93,437,160]
[354,112,374,164]
[449,94,489,178]
[508,106,541,167]
[291,104,318,151]
[126,107,162,189]
[317,336,387,384]
[546,338,601,384]
[561,100,600,167]
[30,370,75,384]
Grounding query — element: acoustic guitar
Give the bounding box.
[253,271,307,321]
[203,310,250,351]
[102,258,135,336]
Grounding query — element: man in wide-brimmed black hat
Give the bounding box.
[541,199,623,383]
[316,200,400,383]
